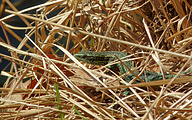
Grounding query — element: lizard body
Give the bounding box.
[74,51,131,81]
[74,51,176,82]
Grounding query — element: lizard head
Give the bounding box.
[74,51,88,61]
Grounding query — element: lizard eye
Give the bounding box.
[80,55,87,58]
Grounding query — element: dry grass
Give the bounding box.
[0,0,192,119]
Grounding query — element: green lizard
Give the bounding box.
[74,51,176,83]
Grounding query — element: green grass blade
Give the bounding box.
[73,107,86,120]
[55,83,65,120]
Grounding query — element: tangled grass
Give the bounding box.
[0,0,192,119]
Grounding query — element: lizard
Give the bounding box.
[74,51,178,83]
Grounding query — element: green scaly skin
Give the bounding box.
[74,51,177,83]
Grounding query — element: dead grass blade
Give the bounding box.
[0,0,192,119]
